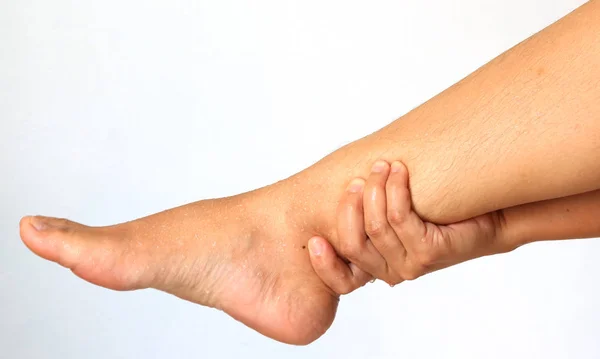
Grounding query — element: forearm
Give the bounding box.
[289,0,600,241]
[502,189,600,247]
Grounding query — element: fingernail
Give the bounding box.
[347,179,364,193]
[391,161,403,173]
[309,237,323,256]
[371,161,386,173]
[29,216,48,231]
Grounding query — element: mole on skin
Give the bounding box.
[536,67,545,76]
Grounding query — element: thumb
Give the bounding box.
[308,236,372,295]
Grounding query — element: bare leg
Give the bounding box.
[295,0,600,232]
[19,0,600,345]
[20,189,370,345]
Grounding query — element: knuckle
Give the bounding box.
[415,247,438,267]
[340,241,362,260]
[353,276,370,290]
[399,261,424,281]
[383,266,405,286]
[401,269,421,281]
[383,275,403,287]
[383,278,396,286]
[502,241,521,253]
[338,281,354,295]
[387,208,407,226]
[365,220,385,237]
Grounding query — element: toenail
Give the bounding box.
[30,216,49,231]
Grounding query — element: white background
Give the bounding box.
[1,1,598,358]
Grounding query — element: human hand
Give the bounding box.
[310,160,512,288]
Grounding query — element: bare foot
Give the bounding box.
[19,186,370,345]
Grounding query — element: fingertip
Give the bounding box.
[339,178,365,223]
[346,178,366,194]
[308,236,357,295]
[371,160,390,174]
[308,236,340,268]
[390,161,407,176]
[388,161,410,192]
[308,236,326,257]
[367,161,390,188]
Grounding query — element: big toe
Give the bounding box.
[19,216,143,291]
[21,216,82,265]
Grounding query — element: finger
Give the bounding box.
[409,222,496,275]
[385,161,440,279]
[363,161,405,284]
[409,214,508,278]
[308,236,373,295]
[336,178,390,281]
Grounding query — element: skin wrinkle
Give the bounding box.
[16,0,600,346]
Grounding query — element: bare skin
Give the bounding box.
[19,0,600,345]
[20,190,372,345]
[299,0,600,232]
[310,161,600,288]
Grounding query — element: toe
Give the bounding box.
[20,215,97,269]
[20,216,68,264]
[19,215,143,291]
